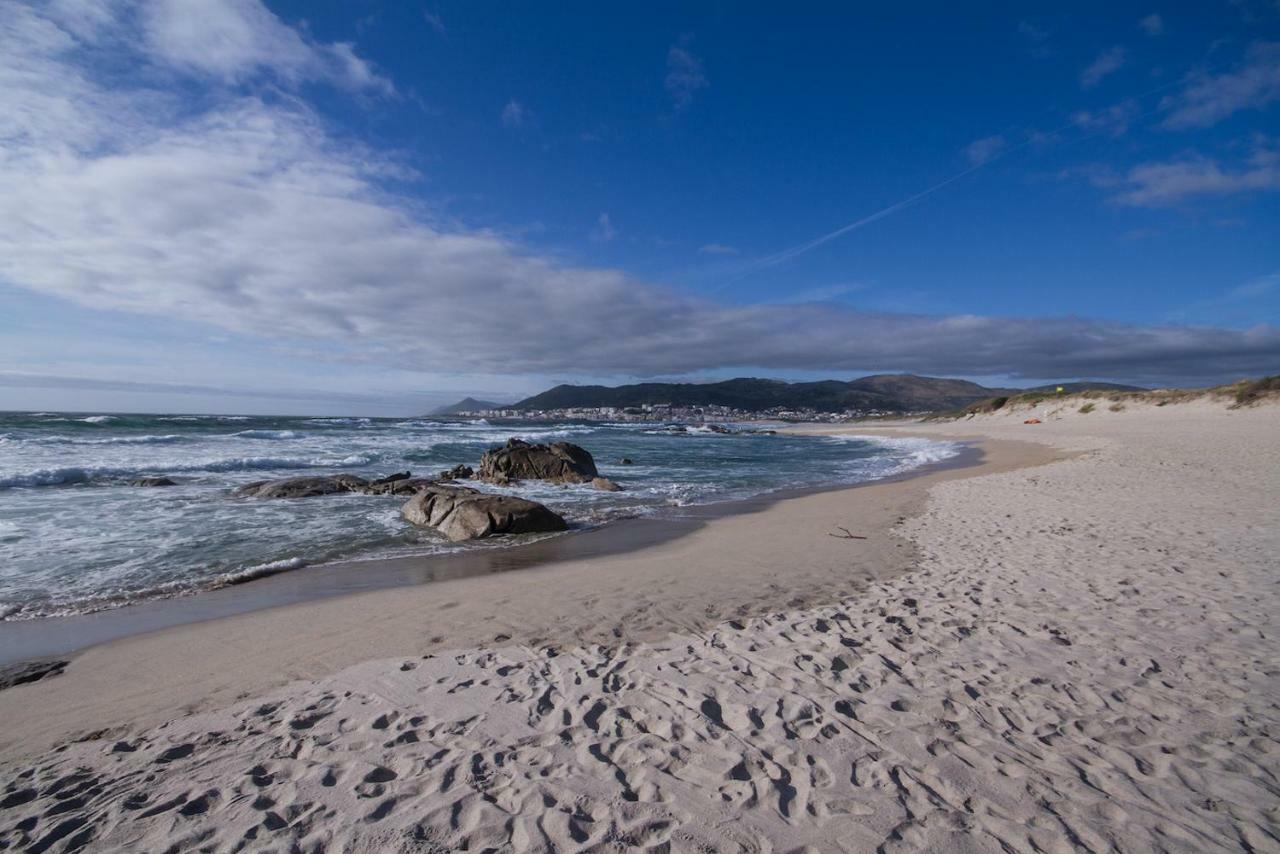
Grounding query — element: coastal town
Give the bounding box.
[448,402,918,423]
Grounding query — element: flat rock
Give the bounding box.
[479,438,599,484]
[364,477,435,496]
[401,484,568,542]
[234,474,369,499]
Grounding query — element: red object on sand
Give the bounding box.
[1024,418,1042,424]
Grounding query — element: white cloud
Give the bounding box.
[1081,46,1127,88]
[1230,272,1277,299]
[1108,145,1280,206]
[142,0,393,94]
[501,99,528,128]
[698,243,738,255]
[1161,42,1280,129]
[593,212,616,242]
[666,39,708,111]
[964,134,1007,165]
[1139,14,1164,36]
[423,9,445,35]
[0,1,1275,386]
[1071,99,1140,137]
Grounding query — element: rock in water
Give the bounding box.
[591,477,622,492]
[438,464,475,481]
[129,476,177,487]
[401,484,568,541]
[478,438,599,484]
[234,474,369,499]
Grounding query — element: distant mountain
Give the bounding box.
[510,375,1152,414]
[1023,382,1147,394]
[429,397,508,416]
[513,375,1014,414]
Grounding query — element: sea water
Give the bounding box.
[0,412,960,620]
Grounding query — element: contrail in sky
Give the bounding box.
[717,70,1201,288]
[745,162,990,272]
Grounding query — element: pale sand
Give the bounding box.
[1,398,1277,851]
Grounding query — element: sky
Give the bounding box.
[1,0,1278,415]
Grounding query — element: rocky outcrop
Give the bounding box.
[233,474,369,499]
[401,484,568,542]
[439,464,474,481]
[479,439,599,484]
[129,476,177,487]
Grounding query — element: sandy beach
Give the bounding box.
[1,397,1277,852]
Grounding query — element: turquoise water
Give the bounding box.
[0,412,959,620]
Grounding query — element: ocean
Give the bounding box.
[0,412,960,621]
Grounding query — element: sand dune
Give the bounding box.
[1,399,1277,851]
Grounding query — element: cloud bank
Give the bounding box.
[0,1,1277,387]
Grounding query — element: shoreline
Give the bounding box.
[2,400,1276,851]
[0,432,1056,761]
[0,433,981,667]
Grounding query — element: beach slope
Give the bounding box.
[1,399,1277,852]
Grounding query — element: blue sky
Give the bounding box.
[1,0,1278,414]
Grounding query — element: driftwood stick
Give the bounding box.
[828,526,868,540]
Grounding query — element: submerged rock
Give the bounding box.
[479,438,599,484]
[591,477,622,492]
[401,484,568,541]
[129,476,177,487]
[234,474,369,499]
[619,457,634,465]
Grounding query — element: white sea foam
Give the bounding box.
[29,433,186,446]
[213,557,308,586]
[79,415,117,423]
[232,429,303,440]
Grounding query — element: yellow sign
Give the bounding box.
[1056,386,1064,393]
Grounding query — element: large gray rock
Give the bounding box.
[234,474,369,499]
[401,484,568,541]
[479,438,599,484]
